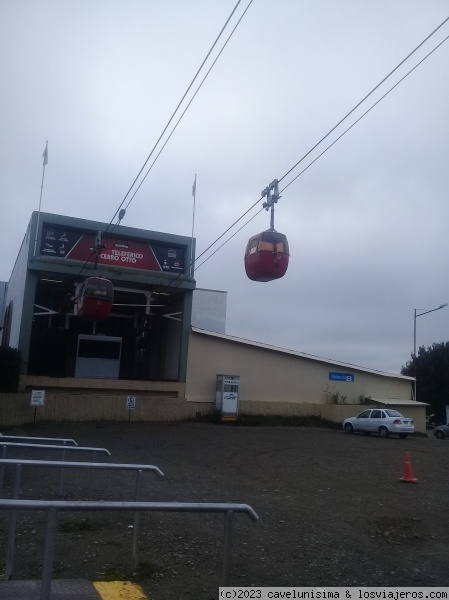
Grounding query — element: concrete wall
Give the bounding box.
[0,393,205,427]
[0,394,426,432]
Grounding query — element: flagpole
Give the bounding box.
[190,174,197,277]
[33,141,48,257]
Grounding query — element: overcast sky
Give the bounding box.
[1,1,448,375]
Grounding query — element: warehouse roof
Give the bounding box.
[370,398,427,406]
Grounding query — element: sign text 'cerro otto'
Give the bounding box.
[40,225,185,274]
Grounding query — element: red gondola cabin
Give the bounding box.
[244,230,289,282]
[77,277,114,320]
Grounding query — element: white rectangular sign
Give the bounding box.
[30,390,45,406]
[126,395,136,410]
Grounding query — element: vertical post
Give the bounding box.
[5,463,22,580]
[413,309,417,401]
[88,450,98,520]
[40,507,57,600]
[222,510,234,587]
[59,444,66,496]
[262,179,279,232]
[190,174,197,277]
[0,446,7,498]
[132,469,143,567]
[33,141,48,257]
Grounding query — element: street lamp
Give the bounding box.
[413,303,448,400]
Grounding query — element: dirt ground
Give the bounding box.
[0,421,448,599]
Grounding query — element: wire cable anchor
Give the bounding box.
[261,179,281,231]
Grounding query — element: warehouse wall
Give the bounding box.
[185,329,413,405]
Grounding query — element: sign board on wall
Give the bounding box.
[126,396,136,410]
[39,225,185,274]
[30,390,45,406]
[329,372,355,382]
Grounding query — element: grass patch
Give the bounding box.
[238,414,341,428]
[197,411,340,429]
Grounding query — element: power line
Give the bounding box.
[194,208,263,272]
[105,0,246,233]
[280,33,449,194]
[81,14,449,284]
[117,0,255,219]
[76,0,252,278]
[184,24,449,277]
[277,15,449,185]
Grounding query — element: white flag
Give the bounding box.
[192,174,197,198]
[42,141,48,166]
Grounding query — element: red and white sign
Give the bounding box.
[67,235,161,270]
[39,225,186,273]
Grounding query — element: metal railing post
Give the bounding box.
[5,463,22,579]
[0,500,258,594]
[132,469,143,567]
[40,507,57,600]
[222,510,234,586]
[59,444,66,497]
[0,445,7,497]
[88,450,98,519]
[0,459,162,505]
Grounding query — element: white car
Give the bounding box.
[343,408,414,438]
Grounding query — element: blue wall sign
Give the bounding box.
[329,372,354,382]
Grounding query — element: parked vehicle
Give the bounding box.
[343,408,414,438]
[433,423,449,440]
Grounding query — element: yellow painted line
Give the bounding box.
[93,581,148,600]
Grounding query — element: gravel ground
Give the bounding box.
[0,421,448,599]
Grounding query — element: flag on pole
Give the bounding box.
[192,174,197,198]
[42,141,48,166]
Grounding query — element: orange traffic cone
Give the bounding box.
[399,451,418,483]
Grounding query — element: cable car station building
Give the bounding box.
[2,212,194,397]
[0,211,423,430]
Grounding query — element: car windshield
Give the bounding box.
[384,410,404,417]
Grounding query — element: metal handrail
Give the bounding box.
[0,435,78,446]
[0,442,109,455]
[0,499,259,600]
[0,459,165,580]
[0,443,111,498]
[0,458,162,476]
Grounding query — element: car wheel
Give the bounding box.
[398,433,408,439]
[344,423,354,434]
[435,430,445,440]
[379,426,389,438]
